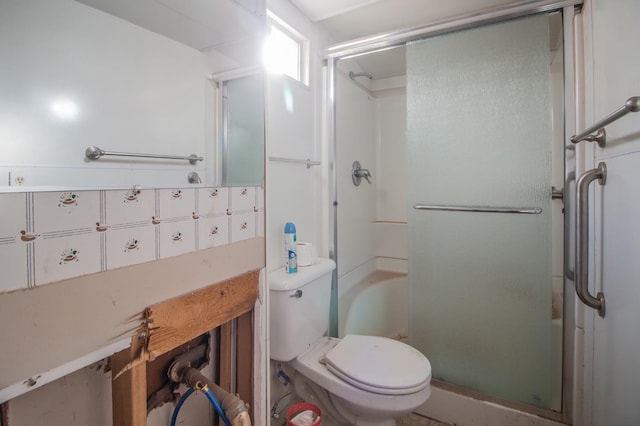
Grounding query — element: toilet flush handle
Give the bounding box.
[290,290,303,298]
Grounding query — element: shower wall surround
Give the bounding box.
[0,186,264,293]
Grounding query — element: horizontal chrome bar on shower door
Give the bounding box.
[413,204,542,214]
[575,162,607,317]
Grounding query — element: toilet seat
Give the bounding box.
[323,334,431,395]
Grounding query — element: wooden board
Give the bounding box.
[145,269,260,360]
[236,311,254,420]
[111,342,147,426]
[219,321,233,393]
[218,321,233,426]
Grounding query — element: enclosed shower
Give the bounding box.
[327,3,576,423]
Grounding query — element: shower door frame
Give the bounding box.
[324,1,581,423]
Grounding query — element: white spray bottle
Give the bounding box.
[284,222,297,273]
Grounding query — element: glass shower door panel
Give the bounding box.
[407,14,553,408]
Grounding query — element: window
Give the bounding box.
[264,12,309,85]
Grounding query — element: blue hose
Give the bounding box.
[203,388,232,426]
[170,385,233,426]
[170,387,196,426]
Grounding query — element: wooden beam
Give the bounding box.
[236,310,254,421]
[218,321,233,393]
[145,270,260,359]
[111,343,147,426]
[218,321,233,426]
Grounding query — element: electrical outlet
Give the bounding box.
[14,176,24,185]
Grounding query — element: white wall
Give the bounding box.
[373,84,409,269]
[265,0,328,272]
[375,88,407,223]
[264,0,331,419]
[334,74,409,278]
[334,75,409,275]
[335,72,377,278]
[581,0,640,424]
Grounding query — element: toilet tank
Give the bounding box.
[269,258,336,361]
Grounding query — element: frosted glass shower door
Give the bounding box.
[407,14,554,408]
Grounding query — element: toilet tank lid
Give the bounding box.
[269,258,336,291]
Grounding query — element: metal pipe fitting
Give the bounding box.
[183,367,251,426]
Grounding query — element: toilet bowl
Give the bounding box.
[269,258,432,425]
[293,335,431,425]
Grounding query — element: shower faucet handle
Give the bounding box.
[359,170,372,184]
[352,161,372,186]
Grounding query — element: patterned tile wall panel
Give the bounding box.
[158,220,195,260]
[198,216,230,250]
[105,189,155,224]
[32,191,101,286]
[34,233,102,285]
[106,225,156,270]
[0,193,30,292]
[0,186,263,294]
[230,187,255,213]
[231,212,256,243]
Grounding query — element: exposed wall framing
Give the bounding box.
[1,402,8,426]
[111,270,260,425]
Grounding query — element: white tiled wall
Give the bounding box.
[0,186,264,294]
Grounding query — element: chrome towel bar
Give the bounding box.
[85,146,203,164]
[571,96,640,147]
[269,156,321,168]
[413,204,542,214]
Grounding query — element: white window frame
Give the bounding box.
[266,11,309,86]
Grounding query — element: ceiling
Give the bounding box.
[76,0,264,65]
[290,0,522,43]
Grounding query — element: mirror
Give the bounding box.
[0,0,265,192]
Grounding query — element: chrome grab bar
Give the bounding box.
[413,204,542,214]
[575,162,606,317]
[85,146,203,164]
[570,96,640,147]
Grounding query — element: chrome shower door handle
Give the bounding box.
[575,162,606,317]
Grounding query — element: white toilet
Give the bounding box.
[270,258,431,426]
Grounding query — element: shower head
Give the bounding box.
[349,71,373,81]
